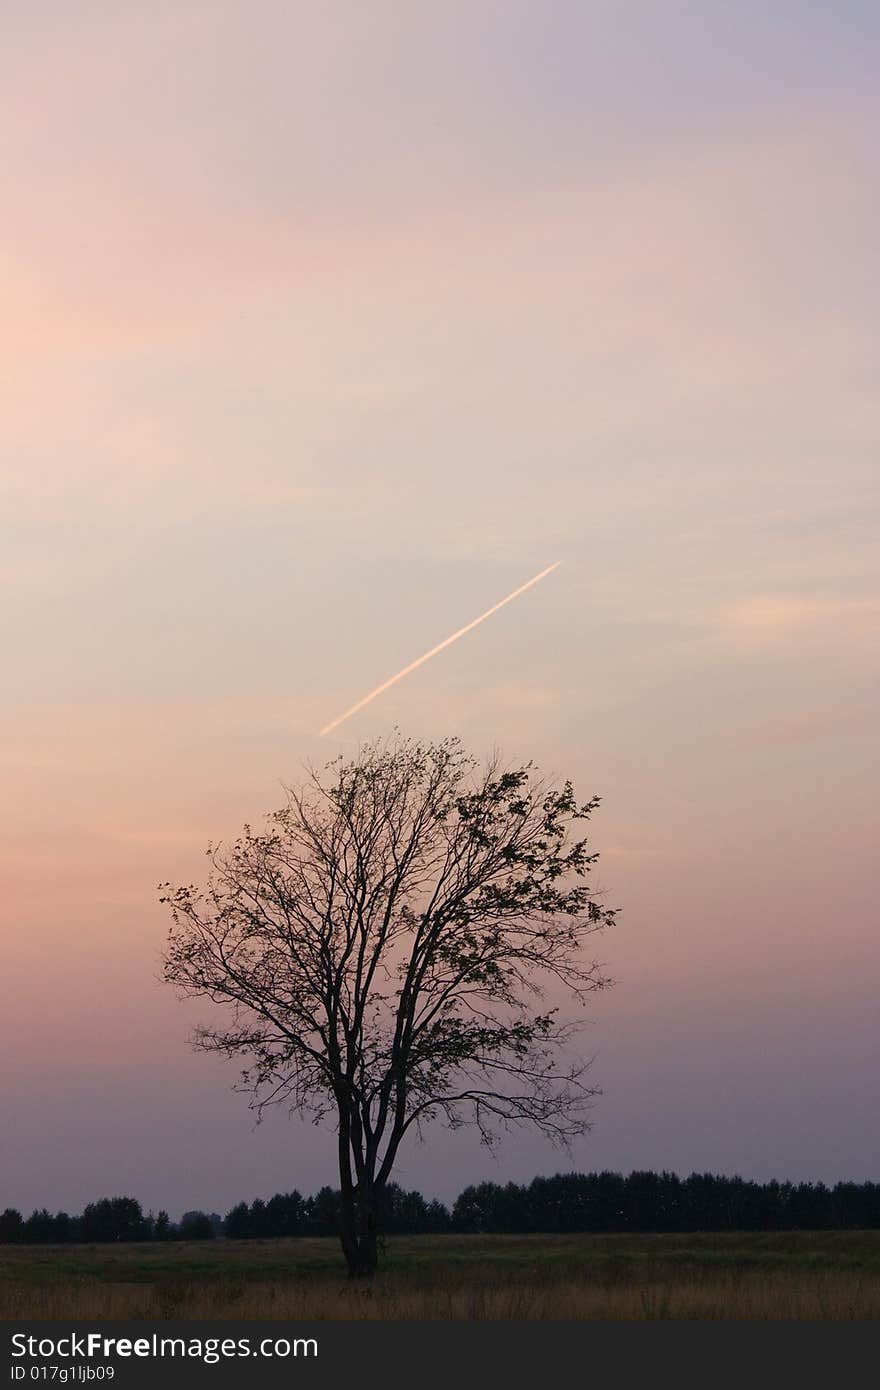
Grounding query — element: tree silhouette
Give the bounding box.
[0,1209,24,1243]
[80,1197,148,1242]
[161,734,615,1275]
[179,1211,215,1240]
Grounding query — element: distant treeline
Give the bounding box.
[3,1172,880,1244]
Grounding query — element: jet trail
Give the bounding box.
[319,560,561,736]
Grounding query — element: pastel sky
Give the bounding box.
[2,2,878,1217]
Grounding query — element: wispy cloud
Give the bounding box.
[735,704,878,749]
[716,596,880,643]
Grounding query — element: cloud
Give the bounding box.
[716,596,880,643]
[735,704,878,749]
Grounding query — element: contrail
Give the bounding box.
[319,561,562,736]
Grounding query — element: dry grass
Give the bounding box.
[2,1231,879,1320]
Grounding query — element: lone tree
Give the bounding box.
[161,735,616,1276]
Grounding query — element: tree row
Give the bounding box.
[3,1171,879,1243]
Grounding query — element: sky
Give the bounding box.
[1,1,878,1218]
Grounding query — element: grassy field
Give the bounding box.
[2,1231,879,1319]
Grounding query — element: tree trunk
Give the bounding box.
[338,1182,379,1278]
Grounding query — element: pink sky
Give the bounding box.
[1,1,878,1216]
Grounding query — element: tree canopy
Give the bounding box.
[161,734,616,1273]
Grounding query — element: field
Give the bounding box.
[2,1231,880,1319]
